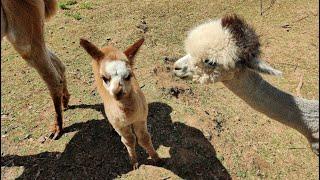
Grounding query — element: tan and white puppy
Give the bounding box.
[80,38,161,169]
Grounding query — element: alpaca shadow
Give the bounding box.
[1,102,230,179]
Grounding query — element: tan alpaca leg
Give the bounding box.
[3,0,65,140]
[7,40,65,140]
[29,50,64,140]
[48,50,70,109]
[116,126,138,169]
[133,121,160,162]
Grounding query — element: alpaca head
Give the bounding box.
[173,14,282,84]
[80,38,144,100]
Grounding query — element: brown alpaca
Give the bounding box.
[80,38,161,169]
[1,0,70,139]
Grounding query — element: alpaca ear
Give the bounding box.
[246,58,282,76]
[124,38,145,66]
[80,38,105,60]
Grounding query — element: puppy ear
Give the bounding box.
[124,38,144,66]
[80,38,105,60]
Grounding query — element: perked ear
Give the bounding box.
[124,38,145,66]
[245,58,282,76]
[80,38,105,60]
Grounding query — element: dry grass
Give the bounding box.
[1,0,319,179]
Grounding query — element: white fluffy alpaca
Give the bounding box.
[173,14,319,155]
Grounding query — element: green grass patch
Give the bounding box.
[58,0,78,10]
[79,2,94,9]
[64,12,82,20]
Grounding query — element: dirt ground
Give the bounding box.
[1,0,319,179]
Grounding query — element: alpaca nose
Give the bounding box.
[114,83,123,94]
[174,65,182,71]
[173,63,188,74]
[115,88,125,100]
[174,65,187,72]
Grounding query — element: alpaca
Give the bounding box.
[1,0,70,139]
[80,38,161,169]
[173,14,319,155]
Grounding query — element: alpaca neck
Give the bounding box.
[222,69,319,140]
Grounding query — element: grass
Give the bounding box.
[58,0,78,10]
[1,0,319,179]
[79,2,94,9]
[64,12,82,20]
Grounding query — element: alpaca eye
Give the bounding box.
[102,76,110,84]
[124,74,131,81]
[204,59,217,68]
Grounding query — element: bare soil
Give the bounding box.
[1,0,319,179]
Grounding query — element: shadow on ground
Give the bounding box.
[1,102,230,179]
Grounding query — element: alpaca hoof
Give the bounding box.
[151,154,164,166]
[153,158,165,167]
[49,130,63,140]
[132,162,139,170]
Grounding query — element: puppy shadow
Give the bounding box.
[1,102,230,179]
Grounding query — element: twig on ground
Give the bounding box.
[296,74,304,97]
[292,15,309,23]
[260,0,263,16]
[288,147,307,149]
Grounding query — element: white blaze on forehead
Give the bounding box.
[102,60,130,77]
[185,19,239,69]
[100,60,131,96]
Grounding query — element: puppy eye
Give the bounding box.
[124,74,131,81]
[102,76,110,84]
[204,59,217,68]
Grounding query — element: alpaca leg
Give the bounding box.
[48,50,70,109]
[1,6,7,40]
[133,121,160,162]
[310,132,319,155]
[29,52,64,140]
[9,42,65,140]
[116,126,138,169]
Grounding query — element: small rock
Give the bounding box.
[163,56,177,63]
[234,116,241,121]
[137,19,148,33]
[152,67,158,75]
[203,130,212,141]
[38,136,47,144]
[24,134,32,140]
[56,154,61,159]
[1,114,8,120]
